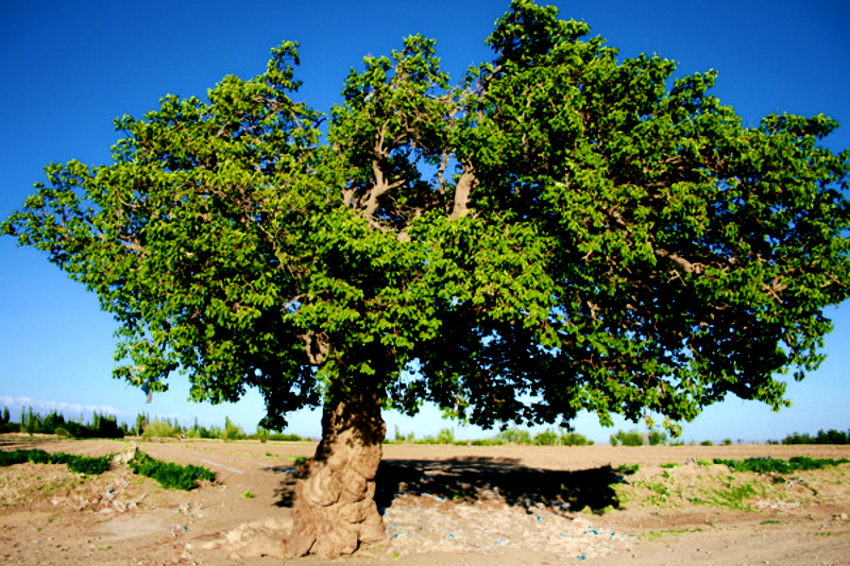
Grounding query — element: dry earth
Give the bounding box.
[1,435,849,565]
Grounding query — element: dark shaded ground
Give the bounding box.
[272,455,631,515]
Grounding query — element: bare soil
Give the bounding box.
[1,435,849,565]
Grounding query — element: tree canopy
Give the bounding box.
[4,0,850,556]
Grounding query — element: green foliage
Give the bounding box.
[0,449,112,475]
[141,419,182,439]
[782,429,850,445]
[4,406,126,438]
[498,428,532,444]
[3,0,849,438]
[647,430,668,446]
[610,429,645,447]
[532,429,560,445]
[267,433,306,442]
[714,456,850,474]
[222,417,247,441]
[698,480,760,511]
[128,452,215,490]
[560,432,594,446]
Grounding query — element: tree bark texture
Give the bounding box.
[284,387,387,558]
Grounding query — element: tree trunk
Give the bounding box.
[284,386,387,558]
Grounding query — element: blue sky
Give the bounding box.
[1,0,848,442]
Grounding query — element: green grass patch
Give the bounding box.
[660,462,680,469]
[642,528,702,540]
[0,449,112,475]
[128,452,215,490]
[713,456,850,474]
[615,463,640,474]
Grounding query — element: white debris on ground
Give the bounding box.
[383,490,630,561]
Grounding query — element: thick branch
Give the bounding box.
[655,248,705,274]
[448,167,477,220]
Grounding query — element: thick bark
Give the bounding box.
[284,386,387,558]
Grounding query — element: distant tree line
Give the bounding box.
[0,407,306,441]
[390,426,594,446]
[0,406,124,438]
[781,429,850,445]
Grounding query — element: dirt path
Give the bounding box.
[1,435,849,565]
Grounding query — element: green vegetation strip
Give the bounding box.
[0,449,112,475]
[127,451,215,490]
[713,456,849,474]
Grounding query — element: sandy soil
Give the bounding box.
[1,435,849,565]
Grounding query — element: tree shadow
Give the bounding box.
[375,457,628,515]
[271,456,631,515]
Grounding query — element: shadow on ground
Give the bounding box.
[272,457,630,515]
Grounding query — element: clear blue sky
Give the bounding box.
[1,0,848,442]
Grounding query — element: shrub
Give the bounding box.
[610,429,644,447]
[222,417,247,440]
[268,433,305,442]
[647,430,667,446]
[560,432,593,446]
[498,428,531,445]
[532,429,560,446]
[436,428,455,445]
[141,419,181,439]
[54,426,73,438]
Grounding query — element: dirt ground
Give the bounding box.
[1,435,849,565]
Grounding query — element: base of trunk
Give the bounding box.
[284,388,387,558]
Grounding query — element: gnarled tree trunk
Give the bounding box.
[284,386,387,558]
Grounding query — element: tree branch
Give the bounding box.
[655,248,706,274]
[448,167,476,220]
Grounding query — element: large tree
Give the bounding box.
[4,0,849,557]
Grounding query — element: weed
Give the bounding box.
[694,480,760,511]
[241,491,255,499]
[642,528,702,540]
[714,456,850,475]
[128,452,215,490]
[0,449,112,475]
[660,462,679,469]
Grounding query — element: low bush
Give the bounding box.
[267,433,306,442]
[532,429,560,446]
[610,429,644,447]
[128,451,215,490]
[141,420,182,439]
[560,432,593,446]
